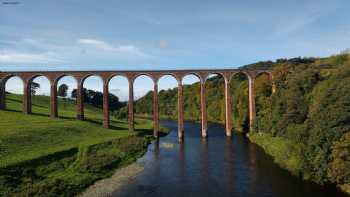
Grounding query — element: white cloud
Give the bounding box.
[0,50,62,64]
[77,38,148,57]
[0,37,151,66]
[159,40,168,49]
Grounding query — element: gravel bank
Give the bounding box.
[79,163,144,197]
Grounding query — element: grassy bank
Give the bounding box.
[251,56,350,194]
[0,94,157,196]
[247,133,305,177]
[248,132,350,195]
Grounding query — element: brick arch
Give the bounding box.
[1,74,25,87]
[132,73,157,84]
[231,71,251,81]
[0,74,25,110]
[204,72,226,83]
[27,74,52,87]
[0,68,272,138]
[54,74,78,86]
[255,70,273,80]
[106,73,128,85]
[80,74,104,87]
[52,74,79,119]
[157,74,179,86]
[132,74,156,89]
[180,72,202,84]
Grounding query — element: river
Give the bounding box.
[112,120,347,197]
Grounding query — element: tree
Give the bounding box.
[30,82,40,96]
[58,84,69,109]
[58,84,68,98]
[71,88,126,110]
[328,132,350,193]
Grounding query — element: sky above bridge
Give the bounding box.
[1,0,350,100]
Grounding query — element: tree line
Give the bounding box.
[129,54,350,193]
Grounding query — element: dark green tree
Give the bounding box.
[30,82,40,96]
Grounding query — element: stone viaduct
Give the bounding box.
[0,69,272,139]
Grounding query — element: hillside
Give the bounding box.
[251,54,350,193]
[0,94,154,196]
[130,54,350,193]
[133,65,272,132]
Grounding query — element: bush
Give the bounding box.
[328,132,350,193]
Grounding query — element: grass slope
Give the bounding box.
[1,94,152,167]
[0,94,154,196]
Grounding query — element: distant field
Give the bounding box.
[0,94,152,167]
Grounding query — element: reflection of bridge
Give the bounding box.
[0,69,272,139]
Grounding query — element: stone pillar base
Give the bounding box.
[103,122,109,129]
[77,114,84,120]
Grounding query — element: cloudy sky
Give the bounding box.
[1,0,350,100]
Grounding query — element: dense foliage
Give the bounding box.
[253,54,350,192]
[133,74,254,132]
[72,88,126,111]
[130,54,350,192]
[328,132,350,193]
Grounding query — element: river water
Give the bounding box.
[112,120,347,197]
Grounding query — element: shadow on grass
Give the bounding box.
[31,112,50,118]
[84,118,102,125]
[2,106,145,133]
[134,128,168,137]
[3,109,50,118]
[84,118,127,131]
[110,119,127,124]
[109,125,128,130]
[134,128,154,137]
[57,116,77,120]
[4,108,22,113]
[7,98,49,109]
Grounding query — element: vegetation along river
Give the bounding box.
[112,120,347,197]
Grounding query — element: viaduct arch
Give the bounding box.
[0,69,273,139]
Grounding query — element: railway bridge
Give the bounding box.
[0,69,273,139]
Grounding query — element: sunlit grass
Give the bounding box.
[0,94,152,167]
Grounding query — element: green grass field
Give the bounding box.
[0,93,156,196]
[0,94,153,167]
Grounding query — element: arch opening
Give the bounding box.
[56,75,78,119]
[133,75,155,131]
[29,76,51,116]
[81,75,104,124]
[157,74,178,121]
[4,76,24,112]
[230,72,249,133]
[108,75,129,127]
[182,74,201,136]
[252,72,273,133]
[205,73,225,135]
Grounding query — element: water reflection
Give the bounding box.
[113,121,347,197]
[178,140,186,186]
[199,138,209,192]
[224,137,234,194]
[248,140,258,194]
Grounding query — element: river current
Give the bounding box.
[112,120,346,197]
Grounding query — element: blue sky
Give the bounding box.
[1,0,350,100]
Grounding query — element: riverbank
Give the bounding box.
[248,132,350,195]
[0,94,158,196]
[247,133,304,177]
[79,162,144,197]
